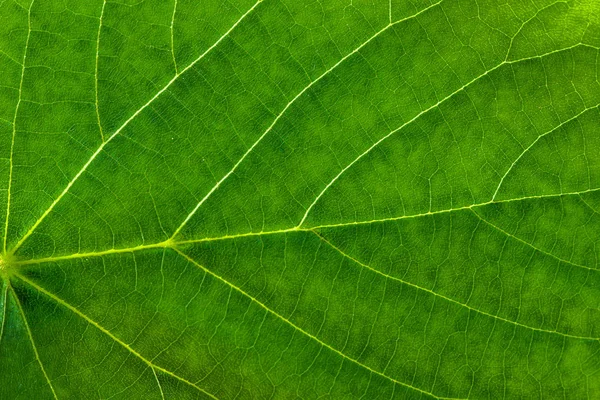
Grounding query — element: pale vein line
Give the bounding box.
[297,43,600,226]
[14,240,172,266]
[15,274,219,400]
[169,0,444,240]
[152,366,166,400]
[12,187,600,266]
[313,231,599,341]
[9,284,59,400]
[9,0,264,254]
[504,1,566,62]
[95,0,107,142]
[302,187,600,232]
[176,187,600,245]
[173,248,445,399]
[170,0,178,73]
[0,283,7,346]
[4,0,34,253]
[469,209,592,271]
[492,104,600,200]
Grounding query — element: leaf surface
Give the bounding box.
[1,0,600,398]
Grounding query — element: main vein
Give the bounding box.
[8,0,264,255]
[12,187,600,267]
[4,0,34,254]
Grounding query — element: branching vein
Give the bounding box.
[12,187,600,266]
[492,105,600,200]
[298,43,600,226]
[9,0,264,255]
[173,248,445,399]
[15,274,219,400]
[470,209,591,271]
[4,0,34,254]
[313,231,599,341]
[169,0,444,239]
[10,284,59,400]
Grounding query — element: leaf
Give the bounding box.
[1,0,600,398]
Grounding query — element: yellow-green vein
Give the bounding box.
[9,0,265,255]
[4,0,35,253]
[14,273,219,400]
[313,230,599,341]
[9,283,58,400]
[173,248,447,399]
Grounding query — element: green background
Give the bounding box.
[1,0,600,398]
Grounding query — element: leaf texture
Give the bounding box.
[1,0,600,398]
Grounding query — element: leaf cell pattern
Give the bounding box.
[1,0,600,398]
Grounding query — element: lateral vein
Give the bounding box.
[173,248,444,399]
[9,0,264,254]
[4,0,35,253]
[313,231,599,341]
[469,209,591,271]
[492,105,600,200]
[9,284,59,400]
[298,43,600,226]
[15,274,219,400]
[169,0,444,239]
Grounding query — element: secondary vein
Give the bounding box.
[469,209,591,271]
[10,283,59,400]
[492,105,600,200]
[313,230,599,341]
[14,273,219,400]
[8,0,264,255]
[4,0,35,254]
[173,248,444,399]
[168,0,445,239]
[298,43,600,226]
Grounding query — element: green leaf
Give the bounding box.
[1,0,600,398]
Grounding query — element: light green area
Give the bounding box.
[1,0,600,398]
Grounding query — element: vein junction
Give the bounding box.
[11,187,599,267]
